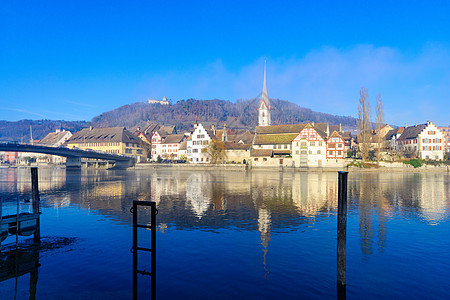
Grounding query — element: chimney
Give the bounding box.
[427,120,430,125]
[89,126,93,131]
[211,124,216,136]
[194,121,198,130]
[405,123,408,128]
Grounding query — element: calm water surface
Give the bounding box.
[0,168,449,299]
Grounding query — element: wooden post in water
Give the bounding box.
[337,171,348,299]
[31,167,40,243]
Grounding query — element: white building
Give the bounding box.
[148,96,169,105]
[186,123,216,163]
[397,121,444,160]
[150,133,185,161]
[36,129,73,164]
[292,124,327,167]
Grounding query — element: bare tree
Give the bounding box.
[376,93,384,166]
[357,87,371,162]
[202,139,226,164]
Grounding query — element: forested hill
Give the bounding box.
[0,99,358,142]
[0,120,89,142]
[92,98,358,131]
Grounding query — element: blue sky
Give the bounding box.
[1,1,449,126]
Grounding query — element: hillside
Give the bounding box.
[92,98,358,131]
[0,99,358,142]
[0,120,90,142]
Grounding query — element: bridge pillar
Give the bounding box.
[113,159,135,169]
[66,157,82,169]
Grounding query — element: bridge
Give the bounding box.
[0,143,135,169]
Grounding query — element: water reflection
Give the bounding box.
[1,168,449,251]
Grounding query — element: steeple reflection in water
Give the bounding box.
[1,168,449,299]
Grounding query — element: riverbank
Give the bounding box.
[132,162,450,172]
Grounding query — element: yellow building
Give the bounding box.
[66,127,144,160]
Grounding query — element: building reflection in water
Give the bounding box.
[186,173,212,218]
[352,172,449,255]
[257,207,271,276]
[1,168,448,261]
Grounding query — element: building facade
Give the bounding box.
[291,124,327,167]
[66,127,144,160]
[397,121,444,160]
[326,131,346,159]
[437,125,450,156]
[186,123,215,163]
[151,133,186,161]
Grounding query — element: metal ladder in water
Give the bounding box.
[131,200,157,299]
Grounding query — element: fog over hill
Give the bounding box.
[0,99,358,142]
[92,98,358,131]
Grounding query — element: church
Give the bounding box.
[257,60,271,126]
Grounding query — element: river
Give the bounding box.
[0,167,449,299]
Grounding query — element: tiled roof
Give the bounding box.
[385,127,404,140]
[162,134,185,144]
[251,149,273,157]
[255,124,306,134]
[205,129,217,140]
[254,133,298,145]
[39,130,71,146]
[314,123,329,134]
[329,125,341,133]
[327,131,343,141]
[179,140,188,150]
[223,142,251,150]
[397,124,427,141]
[68,127,139,144]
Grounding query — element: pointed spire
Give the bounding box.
[262,60,269,108]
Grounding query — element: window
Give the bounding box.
[329,151,333,156]
[319,141,322,146]
[317,150,321,154]
[193,149,198,153]
[254,158,259,161]
[284,144,288,149]
[328,143,335,149]
[295,150,299,154]
[338,151,342,156]
[273,145,276,149]
[310,141,315,146]
[263,158,267,161]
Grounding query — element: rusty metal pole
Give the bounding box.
[337,171,348,299]
[31,167,40,243]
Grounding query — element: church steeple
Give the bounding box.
[262,60,269,109]
[258,60,271,126]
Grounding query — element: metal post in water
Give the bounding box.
[151,202,156,300]
[337,171,348,298]
[16,196,19,248]
[31,167,41,243]
[132,201,137,300]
